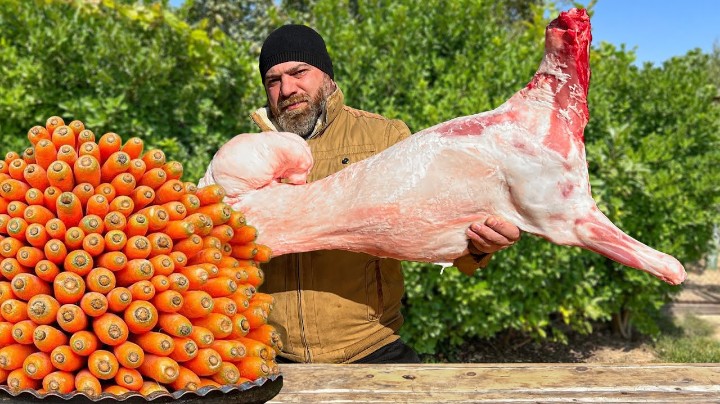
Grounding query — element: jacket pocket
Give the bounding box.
[365,259,384,321]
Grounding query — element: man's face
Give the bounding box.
[264,61,335,137]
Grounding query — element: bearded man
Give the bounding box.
[250,24,521,364]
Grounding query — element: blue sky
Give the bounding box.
[578,0,720,65]
[168,1,719,66]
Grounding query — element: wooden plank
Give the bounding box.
[268,363,720,403]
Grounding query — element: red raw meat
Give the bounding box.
[200,8,686,286]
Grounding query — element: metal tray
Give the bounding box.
[0,374,282,404]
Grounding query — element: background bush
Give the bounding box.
[1,0,718,356]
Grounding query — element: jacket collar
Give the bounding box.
[250,86,345,139]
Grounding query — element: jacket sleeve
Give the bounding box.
[385,119,412,148]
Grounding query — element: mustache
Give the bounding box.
[278,94,310,110]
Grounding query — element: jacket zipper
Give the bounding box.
[296,256,311,362]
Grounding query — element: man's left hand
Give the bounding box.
[466,216,521,254]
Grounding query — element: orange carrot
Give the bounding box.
[77,129,96,146]
[167,273,190,293]
[163,201,188,221]
[6,202,27,220]
[94,182,116,202]
[93,312,129,346]
[104,229,128,252]
[23,351,54,380]
[195,202,232,226]
[124,235,151,259]
[124,300,158,334]
[96,251,128,272]
[168,337,198,362]
[87,350,119,380]
[69,330,99,356]
[212,297,238,317]
[80,291,108,317]
[150,274,170,292]
[161,161,183,181]
[44,217,66,239]
[191,313,233,339]
[27,125,51,145]
[138,354,179,384]
[34,139,57,170]
[0,179,30,201]
[231,243,258,260]
[22,204,55,226]
[73,182,96,208]
[0,238,24,259]
[115,258,154,286]
[219,267,249,285]
[56,304,88,333]
[126,213,150,237]
[113,341,144,369]
[6,368,41,390]
[46,160,75,191]
[64,226,88,250]
[200,276,237,298]
[195,184,226,206]
[42,370,76,394]
[49,345,84,372]
[253,244,273,264]
[170,366,201,392]
[106,287,133,313]
[50,125,75,149]
[53,271,85,304]
[56,191,83,226]
[81,232,106,257]
[0,322,12,347]
[151,289,183,314]
[121,137,144,159]
[236,356,271,381]
[210,339,246,362]
[26,294,60,325]
[111,173,137,196]
[197,377,221,389]
[104,385,130,396]
[237,336,275,360]
[110,195,135,218]
[101,151,131,183]
[129,185,155,212]
[7,158,27,181]
[138,167,167,189]
[23,170,49,197]
[0,258,28,282]
[139,380,168,396]
[177,290,213,319]
[128,280,155,301]
[41,185,61,213]
[230,313,251,339]
[85,194,110,217]
[74,369,102,397]
[211,361,241,385]
[162,219,195,240]
[16,245,45,268]
[188,326,214,349]
[169,250,188,269]
[127,158,147,182]
[68,120,85,136]
[11,273,51,300]
[173,234,204,261]
[56,144,78,166]
[78,140,101,161]
[86,267,116,294]
[182,348,222,377]
[153,179,185,205]
[98,132,123,162]
[103,211,127,232]
[158,312,193,338]
[11,319,37,345]
[44,239,68,265]
[0,344,36,370]
[180,193,201,213]
[184,212,214,236]
[133,331,175,356]
[115,367,144,391]
[34,259,59,282]
[78,213,104,235]
[147,232,175,257]
[141,149,166,169]
[33,324,68,353]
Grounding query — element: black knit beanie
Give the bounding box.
[259,24,334,80]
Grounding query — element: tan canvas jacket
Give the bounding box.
[250,87,490,363]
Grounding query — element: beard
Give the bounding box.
[270,78,334,138]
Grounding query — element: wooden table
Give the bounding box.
[267,363,720,403]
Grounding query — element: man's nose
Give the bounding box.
[280,76,299,97]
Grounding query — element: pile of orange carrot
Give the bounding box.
[0,116,282,397]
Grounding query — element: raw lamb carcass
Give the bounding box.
[200,8,686,286]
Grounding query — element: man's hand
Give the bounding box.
[466,216,521,254]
